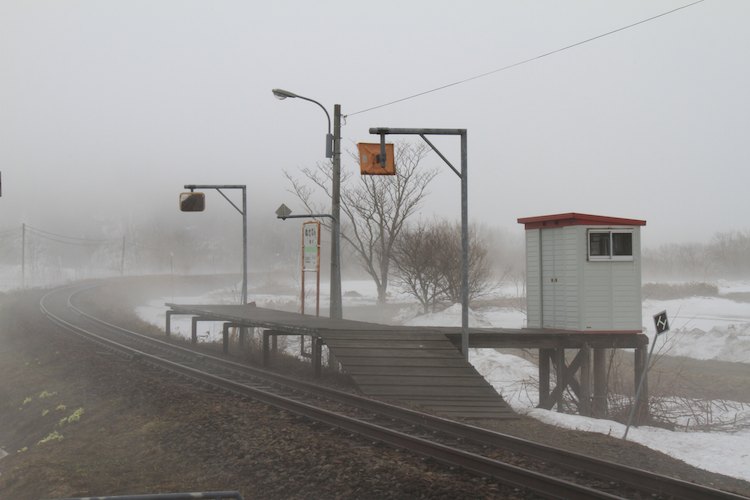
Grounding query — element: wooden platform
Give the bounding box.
[165,304,515,420]
[165,303,651,422]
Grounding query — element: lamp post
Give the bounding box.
[181,184,247,306]
[272,88,342,320]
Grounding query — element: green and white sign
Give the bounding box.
[303,222,319,271]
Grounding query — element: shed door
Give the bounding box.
[540,229,564,328]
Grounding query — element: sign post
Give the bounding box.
[623,311,670,439]
[367,127,470,360]
[301,221,321,316]
[180,185,247,306]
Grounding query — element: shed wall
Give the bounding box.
[525,224,642,332]
[580,227,642,330]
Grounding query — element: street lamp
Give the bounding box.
[272,89,333,159]
[272,88,342,320]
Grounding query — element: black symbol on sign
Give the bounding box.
[653,311,670,335]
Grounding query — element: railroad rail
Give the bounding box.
[40,282,747,500]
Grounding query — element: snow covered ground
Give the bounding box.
[132,279,750,482]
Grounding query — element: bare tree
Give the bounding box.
[391,219,497,311]
[710,230,750,277]
[391,221,445,313]
[435,220,495,305]
[285,142,437,304]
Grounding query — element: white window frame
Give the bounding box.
[587,229,634,262]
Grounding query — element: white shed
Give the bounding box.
[517,213,647,333]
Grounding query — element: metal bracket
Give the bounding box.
[379,133,387,167]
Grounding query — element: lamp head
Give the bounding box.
[272,88,298,100]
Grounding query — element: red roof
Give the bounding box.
[517,212,647,230]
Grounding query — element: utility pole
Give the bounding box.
[21,222,25,289]
[330,104,342,320]
[120,236,126,276]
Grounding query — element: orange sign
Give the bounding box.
[357,143,396,175]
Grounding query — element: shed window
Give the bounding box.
[588,230,633,261]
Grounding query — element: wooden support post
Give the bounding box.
[593,347,608,417]
[328,349,339,371]
[165,311,172,337]
[191,316,199,344]
[579,344,592,416]
[554,348,566,412]
[538,348,551,408]
[313,336,322,379]
[239,326,246,348]
[634,345,649,424]
[222,323,230,354]
[262,330,271,367]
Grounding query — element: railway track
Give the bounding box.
[40,282,747,500]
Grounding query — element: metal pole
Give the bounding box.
[120,236,126,276]
[21,222,25,289]
[316,220,321,317]
[623,336,657,440]
[169,251,174,302]
[330,104,343,320]
[460,130,469,359]
[301,223,306,315]
[241,186,248,305]
[183,184,247,306]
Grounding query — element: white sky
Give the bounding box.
[2,1,749,246]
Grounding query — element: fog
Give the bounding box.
[2,0,749,264]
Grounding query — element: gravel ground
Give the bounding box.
[1,281,749,499]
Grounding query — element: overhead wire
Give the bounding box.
[127,239,166,252]
[17,225,166,252]
[25,225,118,247]
[0,226,21,237]
[345,0,706,118]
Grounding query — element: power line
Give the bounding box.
[0,226,20,237]
[25,225,118,246]
[128,240,165,252]
[25,225,114,242]
[26,233,109,247]
[346,0,705,118]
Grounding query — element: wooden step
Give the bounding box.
[318,328,516,421]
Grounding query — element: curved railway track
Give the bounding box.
[40,282,746,500]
